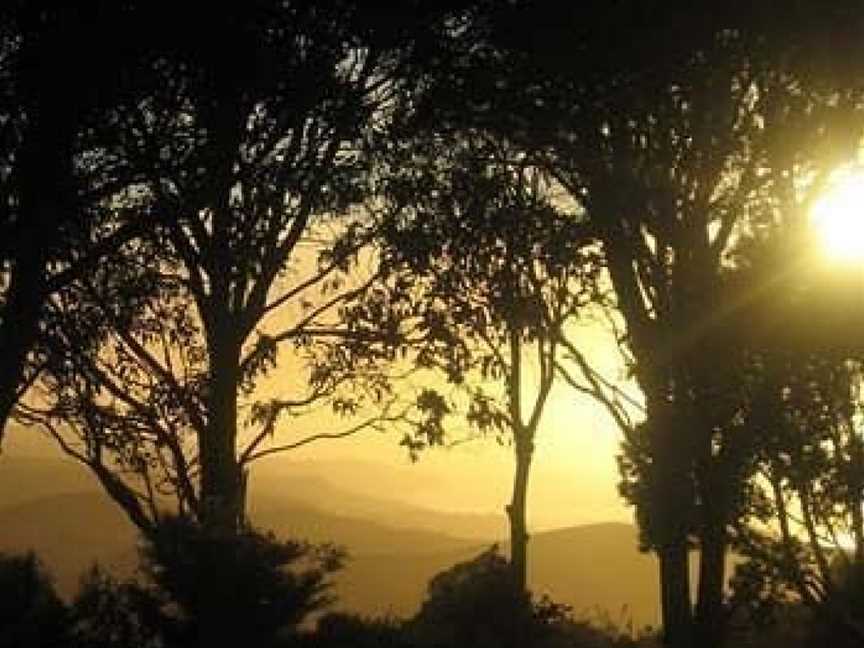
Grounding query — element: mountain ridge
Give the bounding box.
[0,454,660,627]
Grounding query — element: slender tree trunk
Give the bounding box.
[694,519,727,648]
[507,435,533,594]
[659,541,693,648]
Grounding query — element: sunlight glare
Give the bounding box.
[811,170,864,262]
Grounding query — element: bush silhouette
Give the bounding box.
[139,516,344,646]
[312,612,411,648]
[69,565,175,648]
[406,546,652,648]
[408,545,531,648]
[0,552,68,648]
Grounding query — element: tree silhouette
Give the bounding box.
[504,31,864,648]
[346,130,601,596]
[14,1,470,535]
[411,4,864,645]
[409,545,532,648]
[728,354,864,644]
[71,565,170,648]
[0,1,164,441]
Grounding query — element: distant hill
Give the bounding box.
[0,454,661,627]
[335,523,659,628]
[0,492,139,593]
[0,453,508,541]
[524,524,658,627]
[0,455,102,508]
[0,491,661,627]
[248,471,507,542]
[0,491,481,594]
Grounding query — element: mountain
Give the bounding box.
[0,490,660,627]
[248,470,507,542]
[0,455,102,508]
[524,524,658,627]
[0,492,139,593]
[0,490,481,594]
[0,453,508,541]
[334,523,659,629]
[0,454,661,627]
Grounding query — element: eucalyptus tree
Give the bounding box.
[15,1,466,535]
[550,50,864,648]
[406,3,864,646]
[340,131,601,595]
[0,1,163,440]
[450,24,861,648]
[719,353,864,644]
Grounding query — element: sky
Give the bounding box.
[4,314,635,532]
[2,226,645,536]
[247,289,637,531]
[14,171,862,536]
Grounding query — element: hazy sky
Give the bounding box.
[4,316,634,532]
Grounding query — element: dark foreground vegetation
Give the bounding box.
[2,534,656,648]
[2,533,862,648]
[5,1,864,647]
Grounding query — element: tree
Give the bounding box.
[71,566,171,648]
[348,131,601,596]
[67,518,343,648]
[15,1,468,536]
[507,26,864,648]
[409,546,533,648]
[411,4,864,645]
[408,545,644,648]
[729,354,864,645]
[0,1,162,440]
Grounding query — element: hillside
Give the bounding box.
[335,523,659,628]
[0,454,661,627]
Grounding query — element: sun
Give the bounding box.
[811,169,864,262]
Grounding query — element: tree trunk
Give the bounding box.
[0,39,75,442]
[505,433,533,648]
[507,436,533,593]
[0,255,46,440]
[659,541,693,648]
[641,386,696,648]
[196,326,242,648]
[694,520,727,648]
[198,331,242,534]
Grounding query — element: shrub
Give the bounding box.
[0,551,68,648]
[140,516,345,647]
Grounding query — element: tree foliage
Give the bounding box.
[14,0,474,535]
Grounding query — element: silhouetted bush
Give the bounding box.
[0,551,68,648]
[311,612,412,648]
[406,545,530,648]
[405,546,650,648]
[69,565,175,648]
[140,516,345,647]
